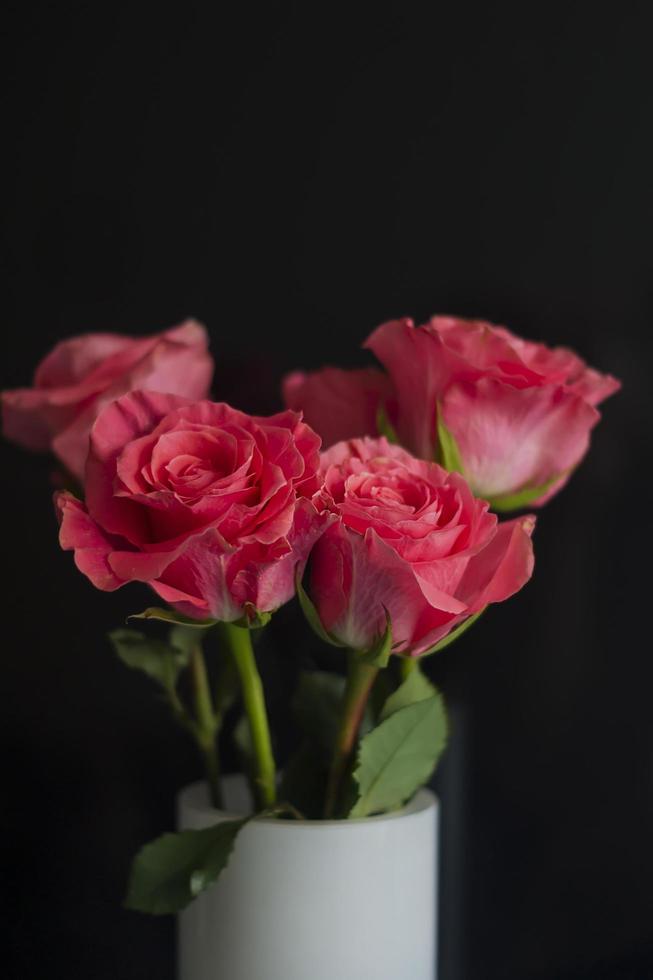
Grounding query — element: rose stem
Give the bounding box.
[324,654,379,819]
[400,656,418,681]
[189,642,223,810]
[220,622,277,810]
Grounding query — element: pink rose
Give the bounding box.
[284,316,620,508]
[55,391,330,622]
[2,320,214,480]
[283,367,394,448]
[308,437,535,656]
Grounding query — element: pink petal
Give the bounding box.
[2,388,68,452]
[411,559,472,614]
[247,498,334,613]
[154,529,243,622]
[567,365,622,407]
[456,515,535,611]
[365,318,452,459]
[149,580,211,618]
[428,316,542,385]
[123,324,214,406]
[283,367,393,448]
[85,391,190,542]
[35,333,136,388]
[55,492,124,591]
[310,524,446,652]
[107,547,181,582]
[89,390,190,465]
[441,377,600,501]
[50,401,104,480]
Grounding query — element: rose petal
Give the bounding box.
[441,377,600,501]
[365,318,450,459]
[55,491,124,591]
[567,365,622,407]
[85,390,191,543]
[283,367,394,448]
[456,515,536,610]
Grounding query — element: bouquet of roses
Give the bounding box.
[2,314,619,916]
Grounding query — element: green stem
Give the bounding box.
[221,622,277,810]
[400,656,418,681]
[324,654,379,818]
[190,644,222,809]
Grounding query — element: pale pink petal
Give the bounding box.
[441,377,599,501]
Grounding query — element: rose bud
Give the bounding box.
[55,391,330,623]
[306,437,535,656]
[2,320,214,481]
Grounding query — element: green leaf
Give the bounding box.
[129,607,219,629]
[124,818,248,914]
[380,665,436,721]
[359,609,393,668]
[109,629,190,690]
[168,625,201,657]
[419,608,485,658]
[295,568,345,648]
[436,410,464,473]
[486,475,559,512]
[349,693,448,818]
[376,402,399,444]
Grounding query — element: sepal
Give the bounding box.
[295,567,345,648]
[109,628,190,691]
[128,606,218,629]
[418,607,485,657]
[435,409,464,473]
[358,609,393,668]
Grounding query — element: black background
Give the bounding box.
[2,4,652,979]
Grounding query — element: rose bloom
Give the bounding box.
[283,367,394,449]
[2,320,214,480]
[56,391,330,622]
[285,316,621,508]
[308,437,535,656]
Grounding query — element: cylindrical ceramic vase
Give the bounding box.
[177,776,439,980]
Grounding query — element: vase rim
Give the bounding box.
[178,776,438,827]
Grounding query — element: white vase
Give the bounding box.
[177,776,439,980]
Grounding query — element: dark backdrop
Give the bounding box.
[1,5,652,979]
